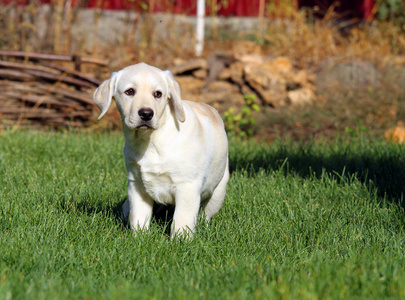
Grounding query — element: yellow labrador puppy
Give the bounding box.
[93,63,229,238]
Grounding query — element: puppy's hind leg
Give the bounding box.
[203,165,229,221]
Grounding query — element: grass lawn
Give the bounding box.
[1,131,405,299]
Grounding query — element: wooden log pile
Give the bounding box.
[0,51,107,129]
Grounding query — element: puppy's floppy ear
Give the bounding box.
[164,70,185,123]
[93,72,118,120]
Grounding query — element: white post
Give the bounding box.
[195,0,205,57]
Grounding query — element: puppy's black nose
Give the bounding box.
[138,108,154,121]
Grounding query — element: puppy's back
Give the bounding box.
[183,100,225,132]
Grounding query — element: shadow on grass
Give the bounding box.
[65,136,404,225]
[71,198,175,234]
[229,137,405,207]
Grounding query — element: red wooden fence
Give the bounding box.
[0,0,375,19]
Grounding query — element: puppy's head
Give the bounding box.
[93,63,185,130]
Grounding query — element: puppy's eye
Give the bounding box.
[125,88,135,96]
[154,91,162,98]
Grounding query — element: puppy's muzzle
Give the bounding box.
[138,108,154,121]
[125,108,156,130]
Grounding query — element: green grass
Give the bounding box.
[1,131,405,299]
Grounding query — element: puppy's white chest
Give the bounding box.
[126,142,180,205]
[131,147,177,204]
[141,168,176,205]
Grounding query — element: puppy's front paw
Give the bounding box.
[170,224,194,239]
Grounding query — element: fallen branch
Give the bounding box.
[40,61,102,86]
[0,108,92,118]
[0,50,108,66]
[3,92,80,108]
[0,69,35,81]
[25,69,94,88]
[0,60,61,75]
